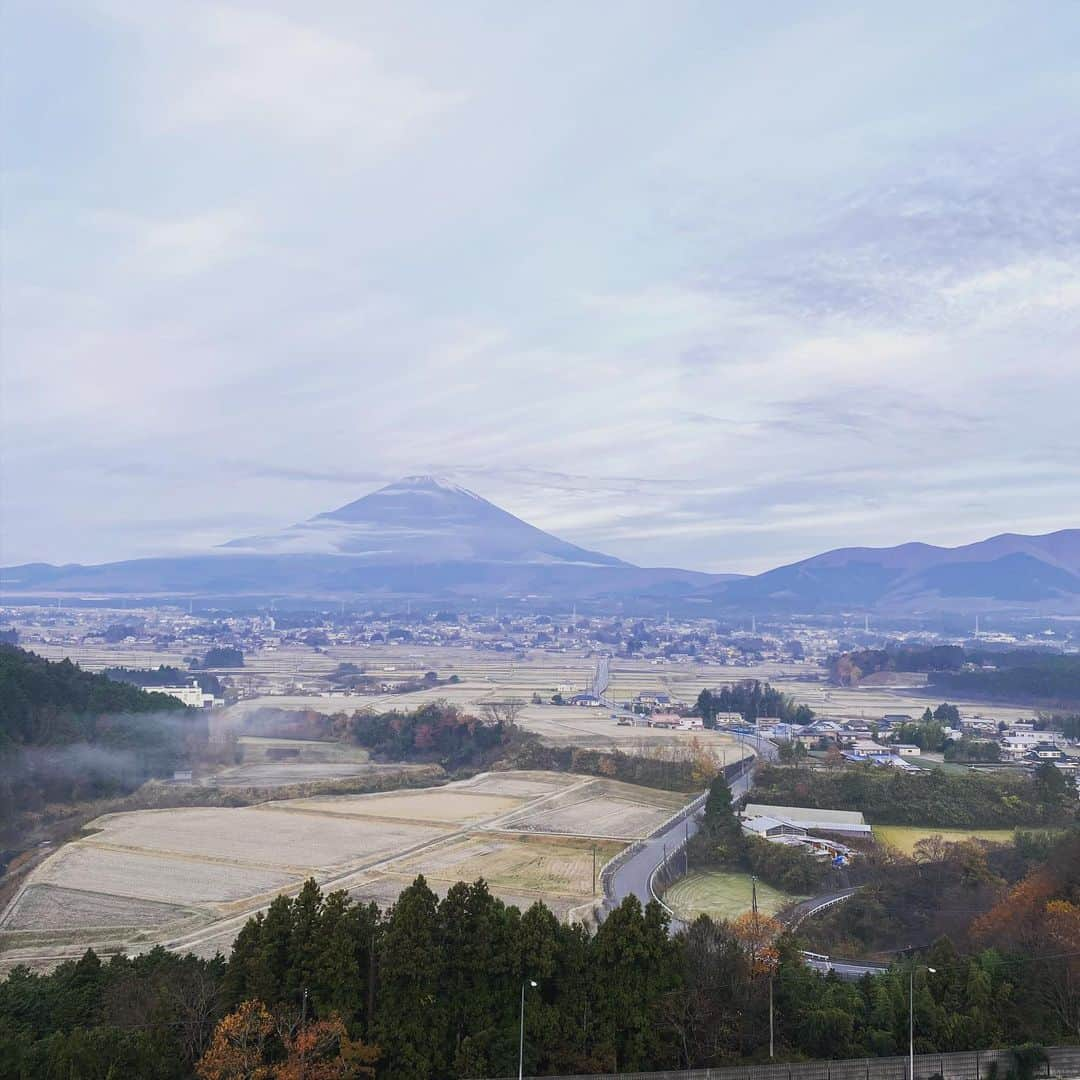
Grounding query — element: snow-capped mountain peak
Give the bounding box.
[221,476,629,566]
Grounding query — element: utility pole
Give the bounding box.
[769,974,774,1059]
[367,933,376,1032]
[519,979,537,1080]
[592,844,597,895]
[750,875,759,970]
[300,987,308,1078]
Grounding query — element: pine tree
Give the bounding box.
[375,876,446,1079]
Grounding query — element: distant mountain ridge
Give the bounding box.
[708,529,1080,613]
[0,476,720,604]
[1,477,1077,613]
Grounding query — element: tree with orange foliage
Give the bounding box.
[276,1015,380,1079]
[687,736,720,785]
[970,867,1056,948]
[196,1000,276,1080]
[197,1004,380,1080]
[731,911,782,975]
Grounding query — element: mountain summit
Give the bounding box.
[222,475,628,566]
[1,476,715,602]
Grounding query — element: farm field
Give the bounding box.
[873,825,1021,855]
[23,636,1042,733]
[498,778,686,839]
[664,870,802,922]
[208,761,415,788]
[235,736,371,762]
[385,834,623,901]
[279,788,527,825]
[0,770,687,974]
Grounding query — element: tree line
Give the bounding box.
[747,762,1078,828]
[3,862,1077,1079]
[695,681,814,725]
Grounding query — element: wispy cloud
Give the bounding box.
[2,2,1079,572]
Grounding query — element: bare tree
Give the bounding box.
[479,698,525,727]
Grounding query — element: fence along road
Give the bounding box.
[609,733,886,981]
[604,733,774,915]
[487,1043,1080,1080]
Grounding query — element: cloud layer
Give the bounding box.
[3,1,1079,574]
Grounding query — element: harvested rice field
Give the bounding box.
[3,885,190,932]
[280,788,528,825]
[664,870,802,922]
[385,834,624,899]
[1,770,690,974]
[31,843,303,905]
[497,778,685,839]
[83,805,445,871]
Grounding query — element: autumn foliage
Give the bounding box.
[196,1001,379,1080]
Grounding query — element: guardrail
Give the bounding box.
[487,1044,1080,1080]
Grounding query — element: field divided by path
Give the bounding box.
[0,770,696,973]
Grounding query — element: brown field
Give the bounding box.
[33,844,301,905]
[3,884,190,932]
[210,762,398,788]
[278,788,528,825]
[1,770,692,974]
[385,834,623,899]
[497,778,685,839]
[83,805,445,871]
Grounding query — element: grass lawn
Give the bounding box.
[664,870,802,922]
[873,825,1018,855]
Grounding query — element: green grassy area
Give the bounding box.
[873,825,1018,855]
[663,870,802,922]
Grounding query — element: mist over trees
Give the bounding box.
[0,646,192,843]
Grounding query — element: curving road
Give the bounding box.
[606,734,773,911]
[604,736,888,981]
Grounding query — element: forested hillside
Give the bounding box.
[0,646,190,838]
[748,762,1077,828]
[929,652,1080,705]
[827,644,1080,705]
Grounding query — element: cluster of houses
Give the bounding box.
[772,712,1079,789]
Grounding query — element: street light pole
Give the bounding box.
[909,963,936,1080]
[519,979,537,1080]
[908,965,914,1080]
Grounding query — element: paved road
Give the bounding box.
[591,655,611,699]
[604,737,887,981]
[606,739,770,910]
[783,886,858,930]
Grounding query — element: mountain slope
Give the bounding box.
[708,529,1080,612]
[0,476,722,603]
[222,475,628,566]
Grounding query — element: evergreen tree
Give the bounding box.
[376,876,446,1079]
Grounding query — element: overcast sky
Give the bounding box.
[3,2,1079,575]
